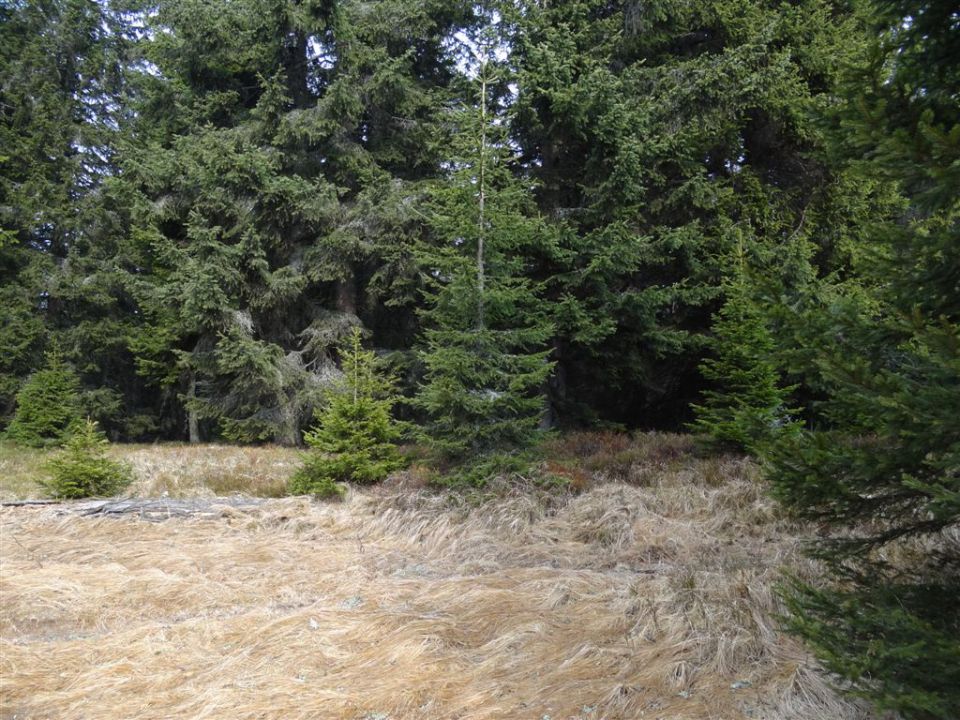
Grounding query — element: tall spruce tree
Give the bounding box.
[507,0,874,427]
[415,16,554,466]
[0,0,138,431]
[767,2,960,716]
[121,0,464,443]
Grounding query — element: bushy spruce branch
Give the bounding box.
[290,328,404,498]
[44,419,133,498]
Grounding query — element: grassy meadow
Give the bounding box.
[0,440,298,501]
[0,434,878,719]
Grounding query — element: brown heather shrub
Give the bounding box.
[541,460,592,492]
[543,429,633,459]
[543,431,714,485]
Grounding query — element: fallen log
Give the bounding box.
[1,499,60,507]
[73,497,265,520]
[2,496,266,520]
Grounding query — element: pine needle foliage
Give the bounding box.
[5,347,81,448]
[415,26,554,470]
[44,419,133,499]
[690,244,798,454]
[766,1,960,716]
[290,329,404,497]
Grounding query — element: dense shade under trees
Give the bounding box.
[1,0,957,716]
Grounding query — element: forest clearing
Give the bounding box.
[2,0,956,716]
[1,436,874,720]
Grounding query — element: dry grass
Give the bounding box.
[0,435,878,720]
[120,444,296,498]
[0,441,57,501]
[0,443,298,501]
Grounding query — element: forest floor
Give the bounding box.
[0,434,878,720]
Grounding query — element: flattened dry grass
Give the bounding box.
[0,436,877,720]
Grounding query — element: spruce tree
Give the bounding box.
[415,16,554,469]
[5,348,81,447]
[45,419,133,499]
[120,0,465,443]
[0,0,134,431]
[507,0,874,426]
[290,328,404,498]
[690,239,798,453]
[767,2,960,716]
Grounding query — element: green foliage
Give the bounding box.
[766,1,960,716]
[289,473,346,501]
[0,0,882,440]
[780,570,960,719]
[117,0,469,443]
[44,419,133,499]
[5,349,81,447]
[768,307,960,717]
[690,248,798,454]
[0,0,141,432]
[0,280,45,425]
[417,273,554,462]
[433,451,538,489]
[507,0,871,425]
[415,34,554,464]
[289,329,404,496]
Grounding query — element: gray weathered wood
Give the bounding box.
[73,497,265,520]
[0,499,60,507]
[2,496,266,521]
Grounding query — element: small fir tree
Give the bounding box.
[44,419,133,498]
[289,328,404,498]
[5,347,82,447]
[415,25,554,471]
[690,243,797,454]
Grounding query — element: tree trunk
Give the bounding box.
[187,373,200,444]
[476,62,487,329]
[335,272,358,316]
[284,28,310,109]
[543,340,567,429]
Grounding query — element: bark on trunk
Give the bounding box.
[187,373,200,444]
[335,272,358,316]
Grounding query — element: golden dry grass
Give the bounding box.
[0,438,877,720]
[0,442,298,501]
[0,441,56,501]
[120,443,297,498]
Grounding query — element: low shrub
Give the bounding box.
[289,468,346,500]
[434,452,537,489]
[44,419,133,499]
[289,329,404,499]
[540,460,591,492]
[542,430,632,460]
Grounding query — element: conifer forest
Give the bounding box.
[0,0,958,718]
